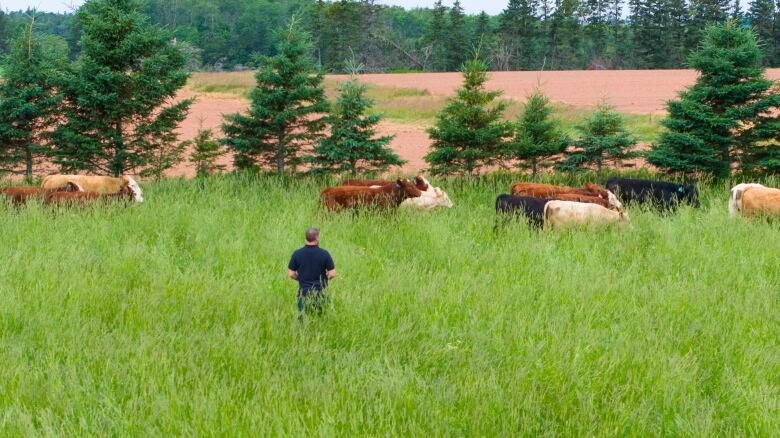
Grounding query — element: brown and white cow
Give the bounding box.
[543,200,629,229]
[44,179,140,206]
[729,183,766,217]
[738,186,780,218]
[42,175,143,202]
[321,178,422,210]
[510,182,623,210]
[0,182,83,206]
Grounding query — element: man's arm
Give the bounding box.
[326,269,336,280]
[325,252,336,280]
[288,269,298,280]
[288,252,299,281]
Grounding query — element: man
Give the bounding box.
[288,227,336,319]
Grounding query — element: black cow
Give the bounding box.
[605,177,700,209]
[495,194,551,228]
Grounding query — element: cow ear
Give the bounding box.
[396,178,403,188]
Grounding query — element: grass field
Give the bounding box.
[1,174,778,435]
[186,72,664,142]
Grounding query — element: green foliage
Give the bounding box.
[308,79,403,175]
[221,20,329,173]
[425,59,513,175]
[559,101,638,173]
[1,175,779,434]
[508,88,568,177]
[51,0,193,177]
[446,0,468,71]
[187,127,227,178]
[498,0,540,70]
[0,19,68,180]
[648,22,780,177]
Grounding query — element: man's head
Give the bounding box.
[305,227,320,245]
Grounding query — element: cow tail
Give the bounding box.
[543,201,551,230]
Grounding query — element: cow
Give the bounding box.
[510,182,623,210]
[543,200,629,229]
[605,177,699,209]
[495,194,551,228]
[44,178,140,206]
[321,178,422,210]
[342,176,429,192]
[739,186,780,218]
[729,183,765,217]
[42,175,143,203]
[401,187,455,210]
[0,182,83,206]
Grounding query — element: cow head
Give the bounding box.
[122,176,144,203]
[62,182,84,192]
[584,182,609,199]
[396,178,422,198]
[413,176,430,192]
[605,190,623,211]
[729,183,764,216]
[433,187,454,208]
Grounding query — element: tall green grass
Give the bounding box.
[1,174,778,435]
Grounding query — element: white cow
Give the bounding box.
[729,183,765,217]
[372,177,454,210]
[543,200,629,229]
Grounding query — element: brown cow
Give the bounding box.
[510,182,623,210]
[321,178,422,210]
[0,182,83,206]
[342,176,429,192]
[45,180,139,206]
[740,186,780,218]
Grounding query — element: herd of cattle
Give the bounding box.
[319,176,780,228]
[1,174,779,227]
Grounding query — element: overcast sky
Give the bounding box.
[2,0,507,15]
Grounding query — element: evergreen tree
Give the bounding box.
[558,101,638,173]
[52,0,192,176]
[426,0,449,71]
[687,0,730,45]
[308,78,403,174]
[221,20,328,173]
[474,11,492,43]
[749,0,776,65]
[498,0,540,70]
[446,0,468,71]
[508,88,569,177]
[548,0,583,68]
[648,22,780,177]
[425,58,513,175]
[0,18,68,180]
[187,126,226,177]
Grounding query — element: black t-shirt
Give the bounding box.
[288,245,335,292]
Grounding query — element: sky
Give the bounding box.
[2,0,507,15]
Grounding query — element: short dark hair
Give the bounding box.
[305,227,320,242]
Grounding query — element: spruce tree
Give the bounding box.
[446,0,468,71]
[558,101,638,173]
[0,18,68,180]
[498,0,540,70]
[187,126,226,177]
[221,20,328,173]
[52,0,192,176]
[308,79,404,174]
[749,0,776,65]
[508,88,569,177]
[425,59,513,175]
[648,22,780,177]
[426,0,449,71]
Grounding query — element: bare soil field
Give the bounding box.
[167,69,779,176]
[335,69,780,114]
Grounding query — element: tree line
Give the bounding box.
[0,0,778,181]
[2,0,780,72]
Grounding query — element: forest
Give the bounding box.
[1,0,779,72]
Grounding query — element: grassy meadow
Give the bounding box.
[186,72,664,142]
[1,174,778,435]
